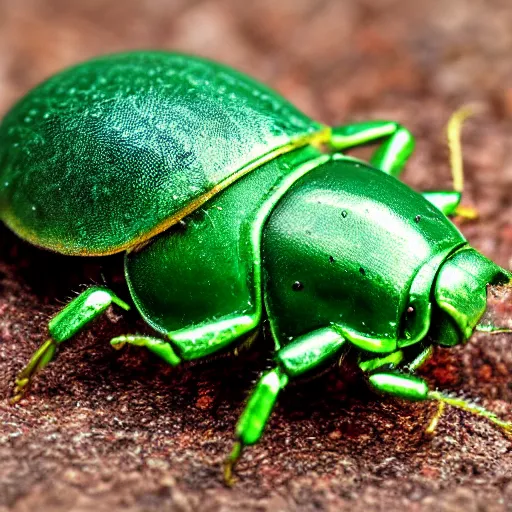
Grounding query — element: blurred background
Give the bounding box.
[1,1,512,511]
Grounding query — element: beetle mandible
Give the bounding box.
[1,51,510,482]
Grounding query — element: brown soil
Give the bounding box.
[1,1,511,510]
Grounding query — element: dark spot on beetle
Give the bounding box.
[329,256,335,264]
[171,219,188,233]
[359,267,366,276]
[292,281,304,291]
[341,210,348,218]
[415,215,421,223]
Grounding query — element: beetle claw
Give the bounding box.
[10,377,30,405]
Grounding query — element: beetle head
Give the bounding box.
[430,247,510,346]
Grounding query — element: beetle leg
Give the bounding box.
[358,350,404,373]
[368,372,512,435]
[225,327,346,485]
[11,287,130,403]
[421,191,463,217]
[402,344,434,373]
[168,316,260,361]
[421,107,481,219]
[110,335,181,366]
[358,345,433,376]
[329,121,415,177]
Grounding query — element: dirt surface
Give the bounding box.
[1,1,512,510]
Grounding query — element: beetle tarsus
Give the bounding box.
[425,401,446,435]
[10,378,30,405]
[223,441,242,487]
[454,205,479,221]
[10,338,57,404]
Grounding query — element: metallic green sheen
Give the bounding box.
[0,51,321,255]
[276,327,346,377]
[110,335,181,367]
[48,287,129,343]
[235,368,288,446]
[125,146,323,338]
[5,53,512,470]
[262,155,467,352]
[369,373,429,401]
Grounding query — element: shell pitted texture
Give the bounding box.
[0,51,321,254]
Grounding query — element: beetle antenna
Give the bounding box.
[475,324,512,334]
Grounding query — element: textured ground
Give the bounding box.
[1,0,512,510]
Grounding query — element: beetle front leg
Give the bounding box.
[368,372,512,435]
[11,287,130,403]
[329,121,415,177]
[225,326,347,485]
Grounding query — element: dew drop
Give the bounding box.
[341,210,347,218]
[329,255,335,264]
[359,267,366,276]
[415,215,421,223]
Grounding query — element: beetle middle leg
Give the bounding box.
[110,335,181,366]
[11,287,130,403]
[225,326,347,485]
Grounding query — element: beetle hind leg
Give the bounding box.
[11,287,130,403]
[11,338,57,404]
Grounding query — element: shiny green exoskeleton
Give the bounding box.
[1,52,510,483]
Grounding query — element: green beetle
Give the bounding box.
[1,51,510,481]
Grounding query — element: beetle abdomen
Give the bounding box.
[0,51,323,255]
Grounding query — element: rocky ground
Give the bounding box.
[0,1,511,510]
